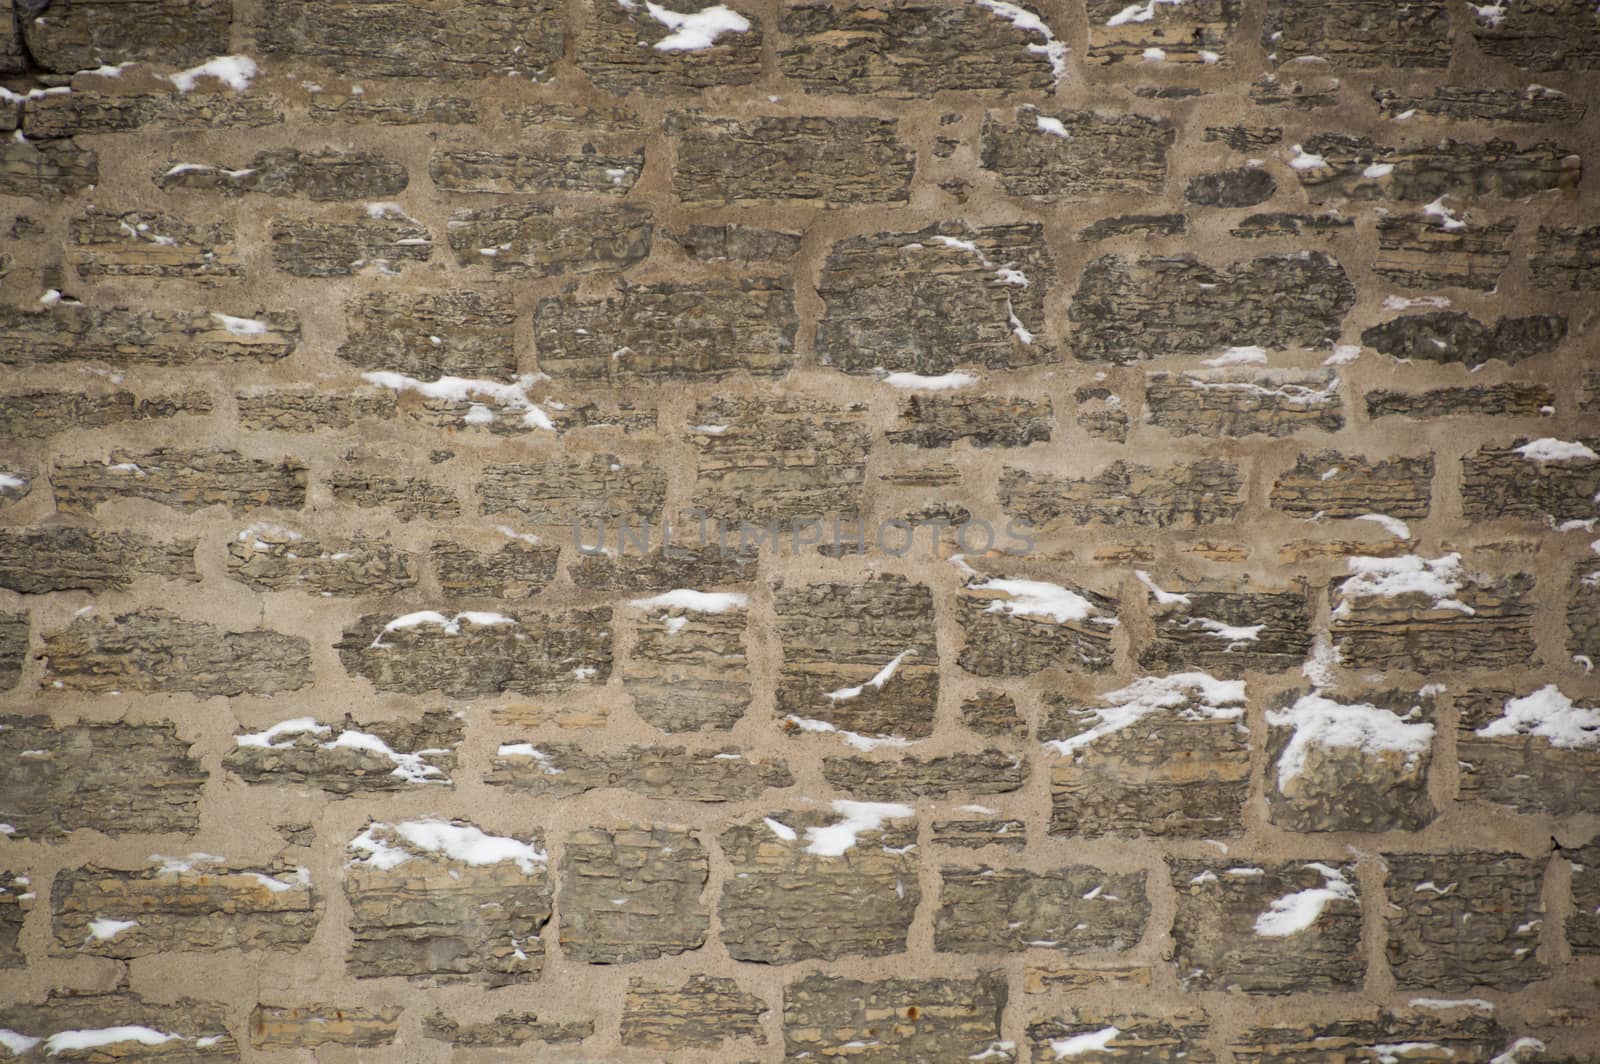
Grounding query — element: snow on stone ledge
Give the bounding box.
[881,370,980,391]
[973,0,1068,83]
[233,717,453,784]
[628,589,750,613]
[1475,685,1600,749]
[166,55,258,92]
[1252,862,1355,937]
[1515,438,1598,465]
[1331,553,1475,618]
[1265,692,1434,787]
[369,610,517,648]
[634,0,751,51]
[348,819,545,873]
[1044,672,1246,758]
[967,577,1115,625]
[801,800,915,857]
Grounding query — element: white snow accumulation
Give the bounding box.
[1265,693,1433,787]
[968,577,1114,625]
[826,650,914,701]
[348,819,545,873]
[973,0,1068,82]
[1516,438,1598,465]
[882,371,980,391]
[234,717,453,784]
[1252,862,1356,936]
[801,800,915,856]
[1043,673,1246,758]
[361,370,555,431]
[629,0,749,51]
[1474,685,1600,749]
[166,55,257,92]
[369,610,517,648]
[1050,1026,1120,1058]
[629,589,750,613]
[1332,553,1475,618]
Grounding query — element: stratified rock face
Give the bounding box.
[1531,225,1600,289]
[0,527,196,592]
[228,530,418,596]
[981,107,1173,199]
[447,202,653,277]
[1469,0,1600,70]
[487,744,791,801]
[1366,384,1554,420]
[0,994,240,1059]
[1269,451,1434,518]
[1145,371,1343,439]
[1456,689,1600,815]
[157,150,409,200]
[1001,461,1245,529]
[270,210,433,277]
[0,872,24,968]
[1140,588,1313,675]
[339,289,518,379]
[344,820,551,983]
[1571,565,1600,662]
[719,806,920,963]
[1329,559,1536,672]
[429,540,558,598]
[1029,1009,1214,1064]
[579,0,762,92]
[1289,136,1580,202]
[1186,167,1275,207]
[1385,853,1547,990]
[430,147,642,196]
[250,1003,402,1049]
[423,1010,591,1047]
[688,395,871,523]
[781,972,1010,1062]
[24,92,285,136]
[1372,85,1587,123]
[0,716,206,839]
[1230,1010,1509,1064]
[559,825,710,963]
[934,865,1148,953]
[956,576,1119,676]
[0,304,299,367]
[1170,860,1364,993]
[23,0,230,72]
[1374,213,1515,290]
[667,113,914,207]
[70,209,242,283]
[0,137,98,195]
[223,711,463,794]
[0,389,212,439]
[328,469,460,521]
[1360,312,1567,367]
[1262,0,1449,67]
[1462,439,1600,524]
[625,601,752,732]
[822,749,1026,799]
[621,975,768,1048]
[933,817,1026,849]
[53,449,308,515]
[479,456,666,524]
[1087,0,1235,64]
[1570,840,1600,955]
[1069,254,1356,363]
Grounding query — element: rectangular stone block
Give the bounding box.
[226,527,418,595]
[1087,0,1235,64]
[1530,225,1600,289]
[1569,840,1600,954]
[328,469,461,521]
[822,750,1027,799]
[0,993,238,1059]
[487,744,790,800]
[933,817,1026,849]
[1029,1009,1213,1064]
[1571,565,1600,662]
[625,595,752,732]
[1145,371,1343,438]
[981,106,1173,199]
[250,1004,401,1048]
[236,390,396,431]
[0,389,211,439]
[448,202,653,277]
[429,148,643,195]
[156,149,408,200]
[935,865,1148,953]
[1140,587,1313,675]
[1385,852,1546,990]
[1231,1009,1509,1064]
[54,449,308,515]
[558,825,709,963]
[1375,213,1515,290]
[224,711,463,794]
[669,223,802,262]
[1000,460,1245,529]
[956,575,1119,676]
[1269,451,1434,518]
[0,137,97,196]
[20,0,229,71]
[429,539,559,598]
[0,527,197,593]
[339,288,517,380]
[1360,311,1567,367]
[571,544,756,593]
[69,209,241,283]
[1023,965,1152,993]
[24,91,284,136]
[479,455,666,525]
[0,304,299,367]
[1262,0,1448,67]
[668,113,913,207]
[269,210,433,277]
[579,0,762,92]
[1372,85,1587,123]
[782,972,1009,1062]
[310,93,479,124]
[1078,213,1187,241]
[423,1010,591,1047]
[1365,384,1554,420]
[1289,135,1579,202]
[1470,0,1600,70]
[688,396,871,523]
[621,975,767,1049]
[1457,687,1600,815]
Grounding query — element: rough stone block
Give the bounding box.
[935,865,1148,953]
[625,598,751,732]
[1001,460,1244,529]
[1330,558,1535,671]
[1372,85,1587,123]
[0,304,299,367]
[981,106,1173,199]
[70,209,241,283]
[1087,0,1235,65]
[223,711,462,794]
[781,972,1010,1062]
[962,690,1026,737]
[429,539,559,598]
[1375,214,1515,290]
[933,818,1026,849]
[688,396,871,523]
[24,91,284,136]
[22,0,230,71]
[1231,1009,1509,1064]
[0,137,97,196]
[1360,312,1566,367]
[328,469,460,522]
[1569,840,1600,954]
[558,825,709,964]
[448,201,653,277]
[1462,438,1600,523]
[423,1011,591,1047]
[1290,135,1579,202]
[40,609,311,696]
[0,527,196,593]
[821,749,1027,799]
[156,149,408,200]
[1029,1009,1213,1064]
[1385,852,1546,990]
[1262,0,1448,67]
[1185,166,1275,207]
[956,575,1119,676]
[1269,451,1434,518]
[53,449,307,515]
[669,224,803,262]
[1141,587,1313,675]
[479,455,665,525]
[0,612,21,690]
[1145,371,1342,438]
[338,288,517,380]
[487,744,790,801]
[1365,384,1555,420]
[269,209,433,277]
[0,389,211,439]
[236,390,396,431]
[227,527,418,596]
[579,0,762,92]
[0,993,238,1059]
[1530,225,1600,289]
[1470,0,1600,70]
[621,975,767,1049]
[668,113,913,207]
[429,148,643,195]
[1457,688,1600,815]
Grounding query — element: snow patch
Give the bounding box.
[968,577,1109,624]
[1253,863,1356,936]
[881,371,979,391]
[166,55,257,92]
[1266,693,1434,787]
[1408,998,1494,1012]
[235,717,450,784]
[973,0,1068,82]
[1423,196,1467,231]
[1051,1027,1120,1058]
[802,800,915,857]
[1203,346,1268,367]
[1288,144,1328,170]
[629,589,749,613]
[86,917,138,941]
[1106,0,1184,25]
[210,312,269,336]
[348,819,545,873]
[785,715,911,752]
[1332,553,1475,618]
[827,650,914,702]
[370,610,516,648]
[1036,115,1071,139]
[44,1027,181,1054]
[1044,673,1246,758]
[1135,570,1191,606]
[1516,438,1597,465]
[1356,513,1412,539]
[763,817,797,842]
[361,370,555,431]
[1475,685,1600,750]
[640,1,751,51]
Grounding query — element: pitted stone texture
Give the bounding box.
[1360,312,1567,368]
[22,0,230,72]
[621,975,767,1049]
[821,749,1027,799]
[328,469,460,522]
[0,613,21,691]
[1571,566,1600,662]
[1366,384,1555,420]
[781,972,1010,1062]
[774,575,938,738]
[70,208,241,283]
[156,150,409,200]
[224,711,463,794]
[1531,226,1600,289]
[1171,860,1363,993]
[1457,689,1600,815]
[578,0,762,92]
[429,540,559,598]
[344,820,551,983]
[0,389,212,439]
[1231,1010,1510,1064]
[423,1011,591,1047]
[1462,439,1600,524]
[1070,253,1356,363]
[1029,1009,1214,1064]
[310,94,479,124]
[1469,0,1600,70]
[429,147,642,196]
[0,872,25,967]
[227,529,417,596]
[1331,567,1536,672]
[479,455,666,525]
[1263,689,1437,832]
[1375,214,1516,291]
[571,545,756,593]
[626,604,752,733]
[24,92,285,136]
[688,396,871,523]
[1141,588,1313,675]
[1569,840,1600,954]
[816,222,1054,375]
[53,450,307,516]
[258,0,564,78]
[981,107,1173,199]
[1145,371,1343,438]
[534,279,797,382]
[0,527,197,593]
[337,608,612,697]
[667,113,914,207]
[719,807,919,963]
[956,576,1118,676]
[0,138,98,196]
[448,202,653,277]
[1290,136,1580,202]
[339,289,518,380]
[0,993,238,1060]
[1269,451,1434,519]
[962,690,1026,737]
[1185,167,1276,207]
[51,861,317,957]
[488,744,790,801]
[1231,212,1353,239]
[1385,852,1546,990]
[670,224,803,263]
[1001,460,1245,529]
[0,716,205,839]
[1262,0,1448,67]
[559,825,710,964]
[1087,0,1235,65]
[269,211,433,277]
[1372,85,1587,123]
[935,865,1148,954]
[251,1003,401,1048]
[40,609,311,696]
[1078,213,1188,241]
[779,0,1059,94]
[1206,124,1283,150]
[0,304,299,367]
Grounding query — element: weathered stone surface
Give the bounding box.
[1230,212,1353,239]
[479,455,665,524]
[54,449,307,515]
[1075,387,1131,442]
[1365,384,1555,420]
[719,806,919,963]
[782,972,1009,1062]
[156,149,408,201]
[1470,0,1600,70]
[22,0,230,72]
[779,0,1059,94]
[1087,0,1235,64]
[269,210,433,277]
[1,388,211,438]
[962,690,1026,737]
[622,975,767,1049]
[0,993,238,1059]
[0,716,205,839]
[1077,213,1187,241]
[344,819,550,983]
[430,148,643,195]
[571,544,756,593]
[1141,588,1313,675]
[448,201,653,277]
[1375,213,1515,290]
[816,222,1053,375]
[311,94,479,124]
[1373,85,1587,123]
[1071,253,1355,363]
[1206,124,1283,150]
[236,390,396,431]
[1024,965,1153,993]
[52,860,317,957]
[1146,371,1342,438]
[668,113,913,207]
[1186,167,1276,207]
[981,107,1173,199]
[1571,566,1600,662]
[1269,451,1434,518]
[670,224,802,262]
[1289,135,1579,201]
[689,396,871,522]
[955,575,1118,676]
[429,540,558,598]
[328,469,460,522]
[338,288,517,380]
[1029,1009,1213,1064]
[1171,860,1363,993]
[1262,0,1447,67]
[0,304,299,367]
[1360,312,1567,367]
[775,575,939,739]
[25,91,284,136]
[886,395,1052,449]
[935,865,1148,953]
[0,136,97,196]
[70,208,242,283]
[559,825,709,964]
[1530,225,1600,289]
[1457,688,1600,815]
[423,1011,591,1047]
[0,872,25,967]
[337,608,612,697]
[1385,852,1546,990]
[534,278,797,382]
[822,749,1027,798]
[1044,675,1250,838]
[1231,1010,1509,1064]
[41,608,311,695]
[0,527,197,593]
[226,527,417,596]
[1001,460,1244,529]
[1263,689,1436,832]
[1462,439,1600,523]
[224,711,462,793]
[626,600,751,732]
[1331,559,1535,671]
[579,0,762,93]
[934,818,1026,849]
[1249,72,1336,108]
[1569,840,1600,954]
[258,0,564,78]
[251,1004,401,1048]
[0,612,20,691]
[488,744,789,800]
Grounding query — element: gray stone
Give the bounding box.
[558,825,710,964]
[1385,852,1546,990]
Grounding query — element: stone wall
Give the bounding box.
[1,0,1598,1059]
